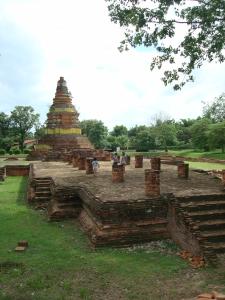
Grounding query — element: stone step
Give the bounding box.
[34,196,51,202]
[201,229,225,243]
[35,183,51,187]
[35,191,51,197]
[187,209,225,221]
[181,202,225,212]
[178,195,225,203]
[36,187,51,192]
[198,219,225,231]
[34,177,52,181]
[203,242,225,253]
[181,199,225,208]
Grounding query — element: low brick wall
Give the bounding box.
[167,198,202,255]
[6,165,30,176]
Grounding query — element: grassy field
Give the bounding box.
[125,149,225,160]
[187,161,225,171]
[1,177,225,299]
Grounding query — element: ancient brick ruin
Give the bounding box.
[26,156,225,264]
[28,77,96,161]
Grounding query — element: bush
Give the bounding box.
[13,149,21,155]
[0,149,6,155]
[23,149,31,154]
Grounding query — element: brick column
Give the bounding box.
[145,169,160,197]
[78,157,86,170]
[151,157,161,171]
[86,158,94,174]
[112,164,124,183]
[178,163,189,179]
[135,155,143,168]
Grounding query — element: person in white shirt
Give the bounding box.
[92,157,100,176]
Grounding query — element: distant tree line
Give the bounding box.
[80,93,225,153]
[1,93,225,154]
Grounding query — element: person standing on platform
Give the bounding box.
[92,157,100,176]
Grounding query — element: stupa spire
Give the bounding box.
[36,76,93,151]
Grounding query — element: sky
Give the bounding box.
[0,0,225,130]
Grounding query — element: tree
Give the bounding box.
[203,93,225,122]
[208,121,225,153]
[0,112,15,151]
[176,118,195,145]
[111,125,128,136]
[190,118,211,151]
[154,121,177,151]
[116,135,129,149]
[10,106,40,151]
[133,128,156,151]
[80,119,108,149]
[106,0,225,89]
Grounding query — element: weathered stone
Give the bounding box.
[18,241,29,248]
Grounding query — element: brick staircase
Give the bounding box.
[32,177,52,208]
[177,194,225,262]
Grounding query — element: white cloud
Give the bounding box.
[0,0,224,130]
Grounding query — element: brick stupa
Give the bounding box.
[37,77,93,151]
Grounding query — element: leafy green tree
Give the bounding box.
[116,135,129,149]
[128,125,148,137]
[133,129,156,151]
[34,125,46,140]
[190,118,211,151]
[111,125,128,137]
[208,121,225,153]
[203,93,225,122]
[153,120,177,151]
[0,112,15,151]
[10,106,40,151]
[106,0,225,89]
[106,135,118,150]
[176,119,195,145]
[80,119,108,149]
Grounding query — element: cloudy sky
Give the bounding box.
[0,0,225,130]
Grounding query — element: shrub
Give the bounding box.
[8,150,13,155]
[23,149,31,154]
[13,149,21,155]
[0,149,6,155]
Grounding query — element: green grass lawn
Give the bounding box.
[1,177,225,299]
[169,149,225,160]
[187,161,225,171]
[125,149,225,160]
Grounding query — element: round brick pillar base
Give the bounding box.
[86,158,94,174]
[112,164,124,182]
[178,163,189,179]
[145,169,160,197]
[135,155,143,168]
[151,157,161,171]
[78,157,86,170]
